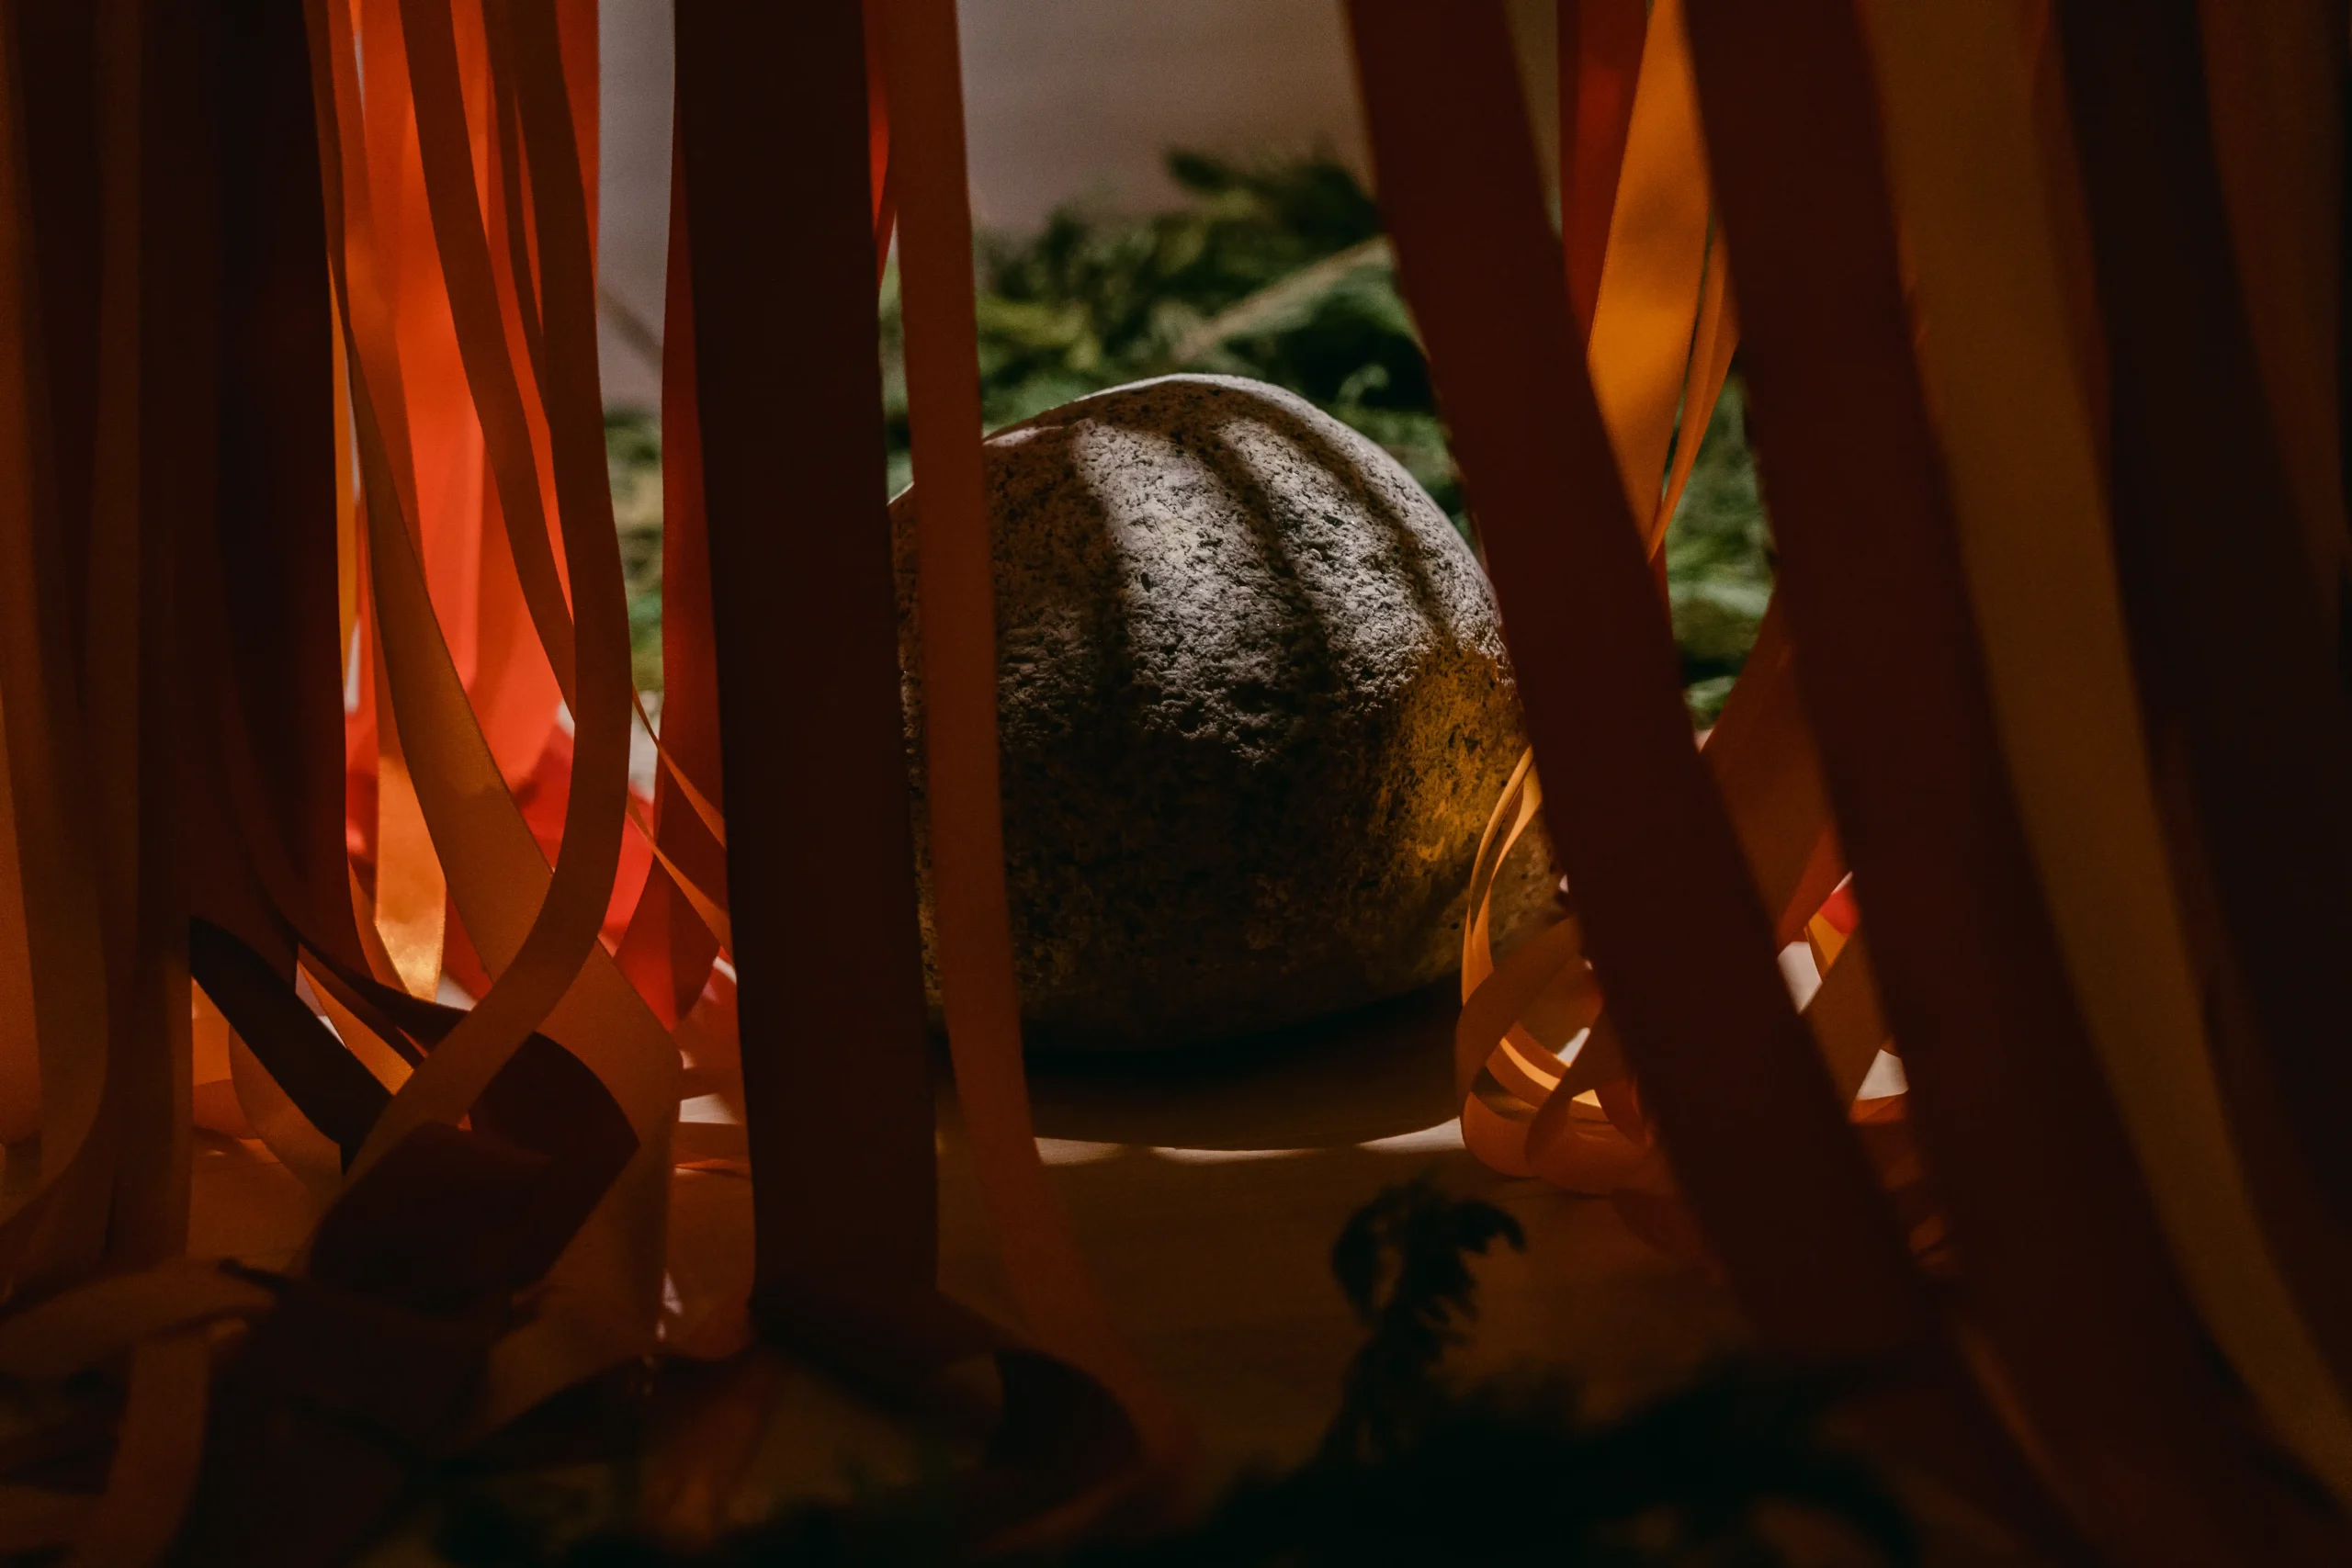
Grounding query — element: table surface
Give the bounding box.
[703,983,1751,1529]
[355,984,2032,1564]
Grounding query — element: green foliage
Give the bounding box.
[878,150,1453,517]
[606,407,665,694]
[1664,378,1776,728]
[614,149,1777,723]
[436,1179,1914,1568]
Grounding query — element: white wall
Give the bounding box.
[594,0,1555,410]
[595,0,675,409]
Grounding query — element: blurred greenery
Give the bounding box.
[1665,378,1774,727]
[877,151,1453,514]
[606,408,666,694]
[605,150,1773,723]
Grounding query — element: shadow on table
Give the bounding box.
[1012,980,1462,1151]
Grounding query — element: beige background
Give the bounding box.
[594,0,1556,408]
